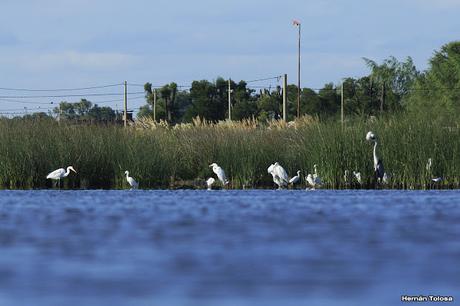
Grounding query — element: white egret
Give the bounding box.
[267,163,281,188]
[353,171,362,184]
[267,162,289,189]
[426,158,432,172]
[344,170,350,184]
[209,163,229,186]
[425,157,444,183]
[382,172,390,184]
[366,131,384,183]
[306,174,322,190]
[289,170,301,185]
[313,164,322,184]
[306,174,315,189]
[306,165,322,189]
[206,177,215,190]
[46,166,77,188]
[124,171,139,189]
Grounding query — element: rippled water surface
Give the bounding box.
[0,190,459,306]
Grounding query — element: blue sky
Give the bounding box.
[0,0,459,114]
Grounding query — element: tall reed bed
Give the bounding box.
[0,115,458,189]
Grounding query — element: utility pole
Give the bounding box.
[228,79,232,120]
[123,81,128,127]
[283,74,287,121]
[341,80,344,125]
[153,89,157,122]
[380,82,385,114]
[293,20,301,118]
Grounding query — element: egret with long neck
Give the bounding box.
[124,171,139,189]
[46,166,77,189]
[367,131,384,183]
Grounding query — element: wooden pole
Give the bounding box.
[228,79,231,120]
[283,74,287,121]
[153,89,157,122]
[341,80,344,125]
[380,82,385,114]
[297,24,301,118]
[123,81,128,127]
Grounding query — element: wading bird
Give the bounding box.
[206,177,215,190]
[306,164,322,189]
[46,166,77,188]
[366,131,384,183]
[268,162,289,189]
[344,170,350,184]
[353,171,362,185]
[427,158,443,183]
[426,158,432,172]
[209,163,229,186]
[289,170,301,185]
[313,164,321,184]
[124,171,139,189]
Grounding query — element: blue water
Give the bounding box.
[0,190,459,306]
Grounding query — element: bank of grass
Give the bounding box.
[0,114,458,189]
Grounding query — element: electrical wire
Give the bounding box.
[0,83,123,92]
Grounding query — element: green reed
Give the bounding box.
[0,114,458,189]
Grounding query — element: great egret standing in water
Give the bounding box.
[426,158,443,183]
[366,131,385,183]
[124,171,139,189]
[344,170,350,184]
[267,162,289,189]
[353,171,362,185]
[289,170,301,185]
[206,177,215,190]
[209,163,229,186]
[46,166,77,188]
[306,164,322,189]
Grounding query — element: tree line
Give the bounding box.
[137,41,460,123]
[9,41,458,123]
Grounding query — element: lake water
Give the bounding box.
[0,190,459,306]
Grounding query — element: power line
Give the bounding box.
[0,92,144,99]
[0,98,53,105]
[129,83,192,89]
[246,76,283,83]
[0,83,123,92]
[0,106,53,112]
[247,85,281,89]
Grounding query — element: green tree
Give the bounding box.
[74,99,92,118]
[231,81,257,120]
[363,56,418,114]
[88,104,116,122]
[256,87,282,121]
[137,105,153,118]
[160,83,178,123]
[406,41,460,115]
[317,83,340,118]
[54,101,76,120]
[184,79,226,122]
